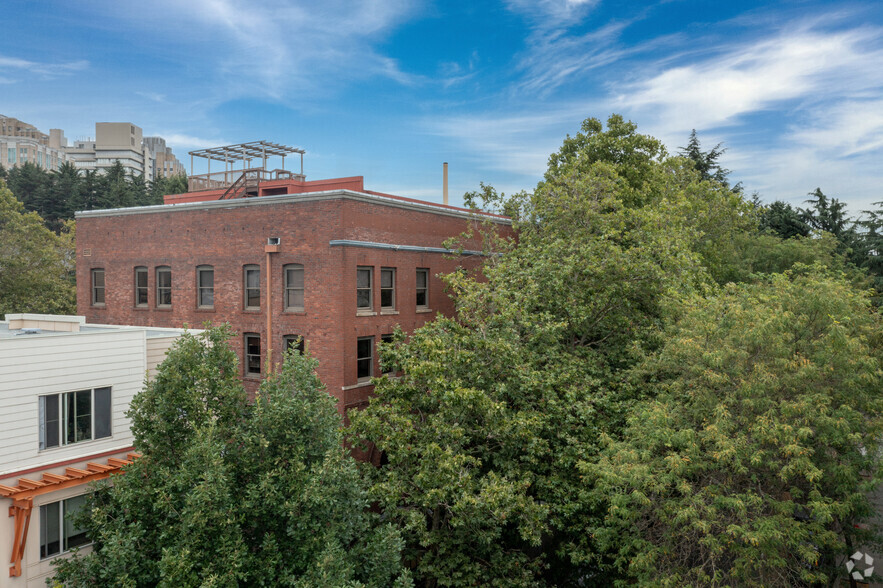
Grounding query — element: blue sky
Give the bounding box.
[2,0,882,211]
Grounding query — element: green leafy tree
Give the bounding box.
[587,269,883,586]
[351,116,719,587]
[0,180,75,315]
[52,326,411,588]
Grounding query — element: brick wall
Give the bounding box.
[76,190,512,410]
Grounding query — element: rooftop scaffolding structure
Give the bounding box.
[187,140,305,193]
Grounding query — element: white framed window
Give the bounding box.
[156,266,172,307]
[40,494,90,559]
[416,268,429,309]
[91,268,105,306]
[357,267,372,310]
[380,268,395,309]
[39,388,112,450]
[284,264,304,311]
[244,333,261,376]
[357,336,374,382]
[244,265,261,310]
[134,266,148,307]
[197,265,214,308]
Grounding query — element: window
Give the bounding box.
[197,265,214,308]
[357,337,374,382]
[156,266,171,307]
[244,265,261,309]
[357,267,372,310]
[40,494,89,559]
[134,267,148,307]
[284,334,305,355]
[284,264,304,311]
[380,268,395,309]
[380,334,394,374]
[245,334,261,376]
[7,147,15,164]
[91,269,105,306]
[39,388,112,450]
[416,268,429,309]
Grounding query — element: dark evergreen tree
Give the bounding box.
[757,199,811,239]
[678,129,738,190]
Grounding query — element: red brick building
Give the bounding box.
[75,173,511,411]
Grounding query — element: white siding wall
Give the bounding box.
[0,330,147,478]
[146,335,178,378]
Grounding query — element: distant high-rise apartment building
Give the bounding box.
[0,114,68,172]
[64,122,184,181]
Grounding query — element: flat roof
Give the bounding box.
[0,320,194,341]
[75,188,511,224]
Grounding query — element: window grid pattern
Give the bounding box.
[245,266,261,309]
[91,269,105,306]
[156,267,171,307]
[197,266,214,308]
[357,337,373,381]
[357,267,372,309]
[284,264,304,311]
[380,268,395,309]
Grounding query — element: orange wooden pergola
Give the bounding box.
[0,452,138,577]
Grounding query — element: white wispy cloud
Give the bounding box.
[157,133,232,152]
[107,0,420,102]
[617,22,883,135]
[0,55,88,79]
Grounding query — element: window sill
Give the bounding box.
[91,304,106,309]
[244,373,262,380]
[133,306,150,311]
[416,308,433,314]
[155,306,173,312]
[342,380,375,391]
[243,308,261,313]
[380,309,399,315]
[283,309,306,315]
[356,310,377,317]
[195,307,215,312]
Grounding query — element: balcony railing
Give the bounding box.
[187,168,305,192]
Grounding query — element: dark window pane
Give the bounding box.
[416,291,427,307]
[40,502,60,558]
[43,394,59,449]
[246,269,260,288]
[63,495,90,550]
[357,337,373,379]
[246,336,261,374]
[357,269,370,288]
[357,290,371,308]
[381,270,393,288]
[65,393,76,445]
[75,390,91,443]
[357,358,371,379]
[94,387,111,439]
[416,270,427,289]
[381,290,393,308]
[285,335,305,354]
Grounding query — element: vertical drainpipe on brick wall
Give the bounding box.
[265,237,280,373]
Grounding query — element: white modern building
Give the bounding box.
[65,123,185,182]
[0,314,190,586]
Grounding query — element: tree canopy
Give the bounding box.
[52,326,412,588]
[0,179,75,315]
[350,116,883,587]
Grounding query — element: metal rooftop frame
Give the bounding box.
[188,140,304,163]
[187,141,305,192]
